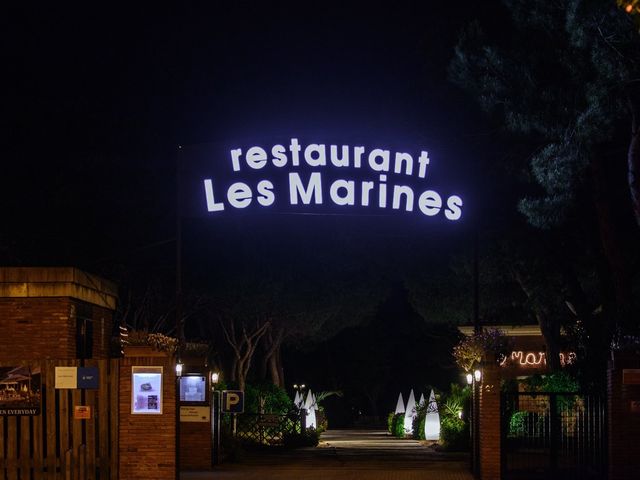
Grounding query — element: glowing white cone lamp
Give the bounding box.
[304,389,317,429]
[294,391,301,408]
[404,389,416,434]
[418,393,426,407]
[394,393,405,414]
[424,389,441,441]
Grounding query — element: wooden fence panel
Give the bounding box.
[108,360,118,480]
[72,389,82,480]
[44,360,57,480]
[1,359,118,480]
[0,416,5,480]
[84,361,97,480]
[33,406,43,480]
[58,362,71,474]
[20,416,30,476]
[6,416,17,480]
[97,361,109,480]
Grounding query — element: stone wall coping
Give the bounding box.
[0,267,117,310]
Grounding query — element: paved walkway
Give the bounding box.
[181,429,473,480]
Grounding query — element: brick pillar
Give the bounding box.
[608,350,640,480]
[119,352,177,480]
[479,357,501,480]
[0,267,117,361]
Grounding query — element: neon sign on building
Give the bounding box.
[499,351,576,368]
[200,138,464,219]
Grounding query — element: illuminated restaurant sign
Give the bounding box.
[500,351,576,368]
[198,138,464,220]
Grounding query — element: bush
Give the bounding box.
[412,402,428,440]
[316,407,328,433]
[453,328,511,371]
[392,413,405,438]
[283,427,320,448]
[440,415,468,451]
[508,411,529,437]
[244,382,292,414]
[413,411,426,440]
[439,384,470,451]
[387,412,395,433]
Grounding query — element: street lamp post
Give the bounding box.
[293,384,307,430]
[211,372,221,466]
[175,360,183,480]
[467,365,482,478]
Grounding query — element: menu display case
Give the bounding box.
[131,366,163,414]
[179,375,207,403]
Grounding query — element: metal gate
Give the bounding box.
[501,392,606,480]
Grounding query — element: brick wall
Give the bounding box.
[89,302,113,359]
[479,358,501,480]
[119,355,177,480]
[0,297,76,360]
[0,297,114,361]
[608,351,640,480]
[0,267,117,361]
[180,422,211,470]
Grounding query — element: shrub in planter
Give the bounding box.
[387,412,395,433]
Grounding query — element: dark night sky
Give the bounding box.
[2,0,523,419]
[3,1,513,271]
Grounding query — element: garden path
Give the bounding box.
[181,429,473,480]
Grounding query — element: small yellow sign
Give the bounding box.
[180,406,210,423]
[55,367,78,389]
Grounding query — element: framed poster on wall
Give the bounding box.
[179,375,207,403]
[0,365,41,416]
[131,366,163,414]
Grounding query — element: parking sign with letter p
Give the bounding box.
[221,390,244,413]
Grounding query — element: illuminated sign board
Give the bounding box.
[131,366,163,415]
[189,138,464,220]
[179,375,207,403]
[499,351,576,368]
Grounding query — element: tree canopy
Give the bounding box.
[447,0,640,388]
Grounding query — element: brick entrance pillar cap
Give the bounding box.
[0,267,117,310]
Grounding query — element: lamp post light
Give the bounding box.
[470,366,482,478]
[175,360,183,480]
[293,384,307,408]
[293,383,308,430]
[211,371,221,466]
